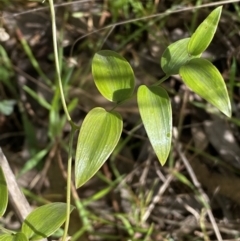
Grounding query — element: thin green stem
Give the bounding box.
[110,74,170,112]
[62,127,76,241]
[48,1,77,241]
[152,75,170,86]
[110,94,136,111]
[48,0,71,122]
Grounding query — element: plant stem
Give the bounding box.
[48,0,71,122]
[152,75,170,86]
[62,128,76,241]
[48,1,76,240]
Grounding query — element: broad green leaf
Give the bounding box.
[0,233,27,241]
[0,166,8,217]
[161,38,200,75]
[92,50,135,102]
[0,234,13,241]
[180,58,231,117]
[137,85,172,165]
[188,6,222,55]
[12,233,28,241]
[75,107,122,188]
[21,202,74,240]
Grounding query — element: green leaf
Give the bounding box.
[92,50,135,102]
[179,58,231,117]
[0,234,11,241]
[188,6,222,56]
[13,233,28,241]
[0,45,17,96]
[161,38,201,75]
[0,234,14,241]
[0,233,28,241]
[0,166,8,217]
[18,146,50,176]
[23,85,51,110]
[0,100,16,116]
[21,202,74,240]
[137,85,172,165]
[75,107,122,188]
[21,112,38,156]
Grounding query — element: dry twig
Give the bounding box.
[0,148,47,241]
[176,144,223,241]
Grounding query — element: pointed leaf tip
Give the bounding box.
[188,6,222,56]
[137,85,172,165]
[75,107,122,188]
[180,58,231,117]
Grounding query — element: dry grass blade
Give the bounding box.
[142,174,174,222]
[176,144,223,241]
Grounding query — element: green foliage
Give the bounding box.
[188,6,222,55]
[0,4,232,241]
[75,107,123,188]
[13,233,28,241]
[0,45,16,95]
[92,50,135,103]
[180,58,231,117]
[137,85,172,165]
[0,233,28,241]
[161,38,201,75]
[0,234,11,241]
[18,146,51,176]
[80,6,231,178]
[0,100,16,116]
[0,166,8,217]
[23,86,51,110]
[18,35,51,86]
[21,202,74,240]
